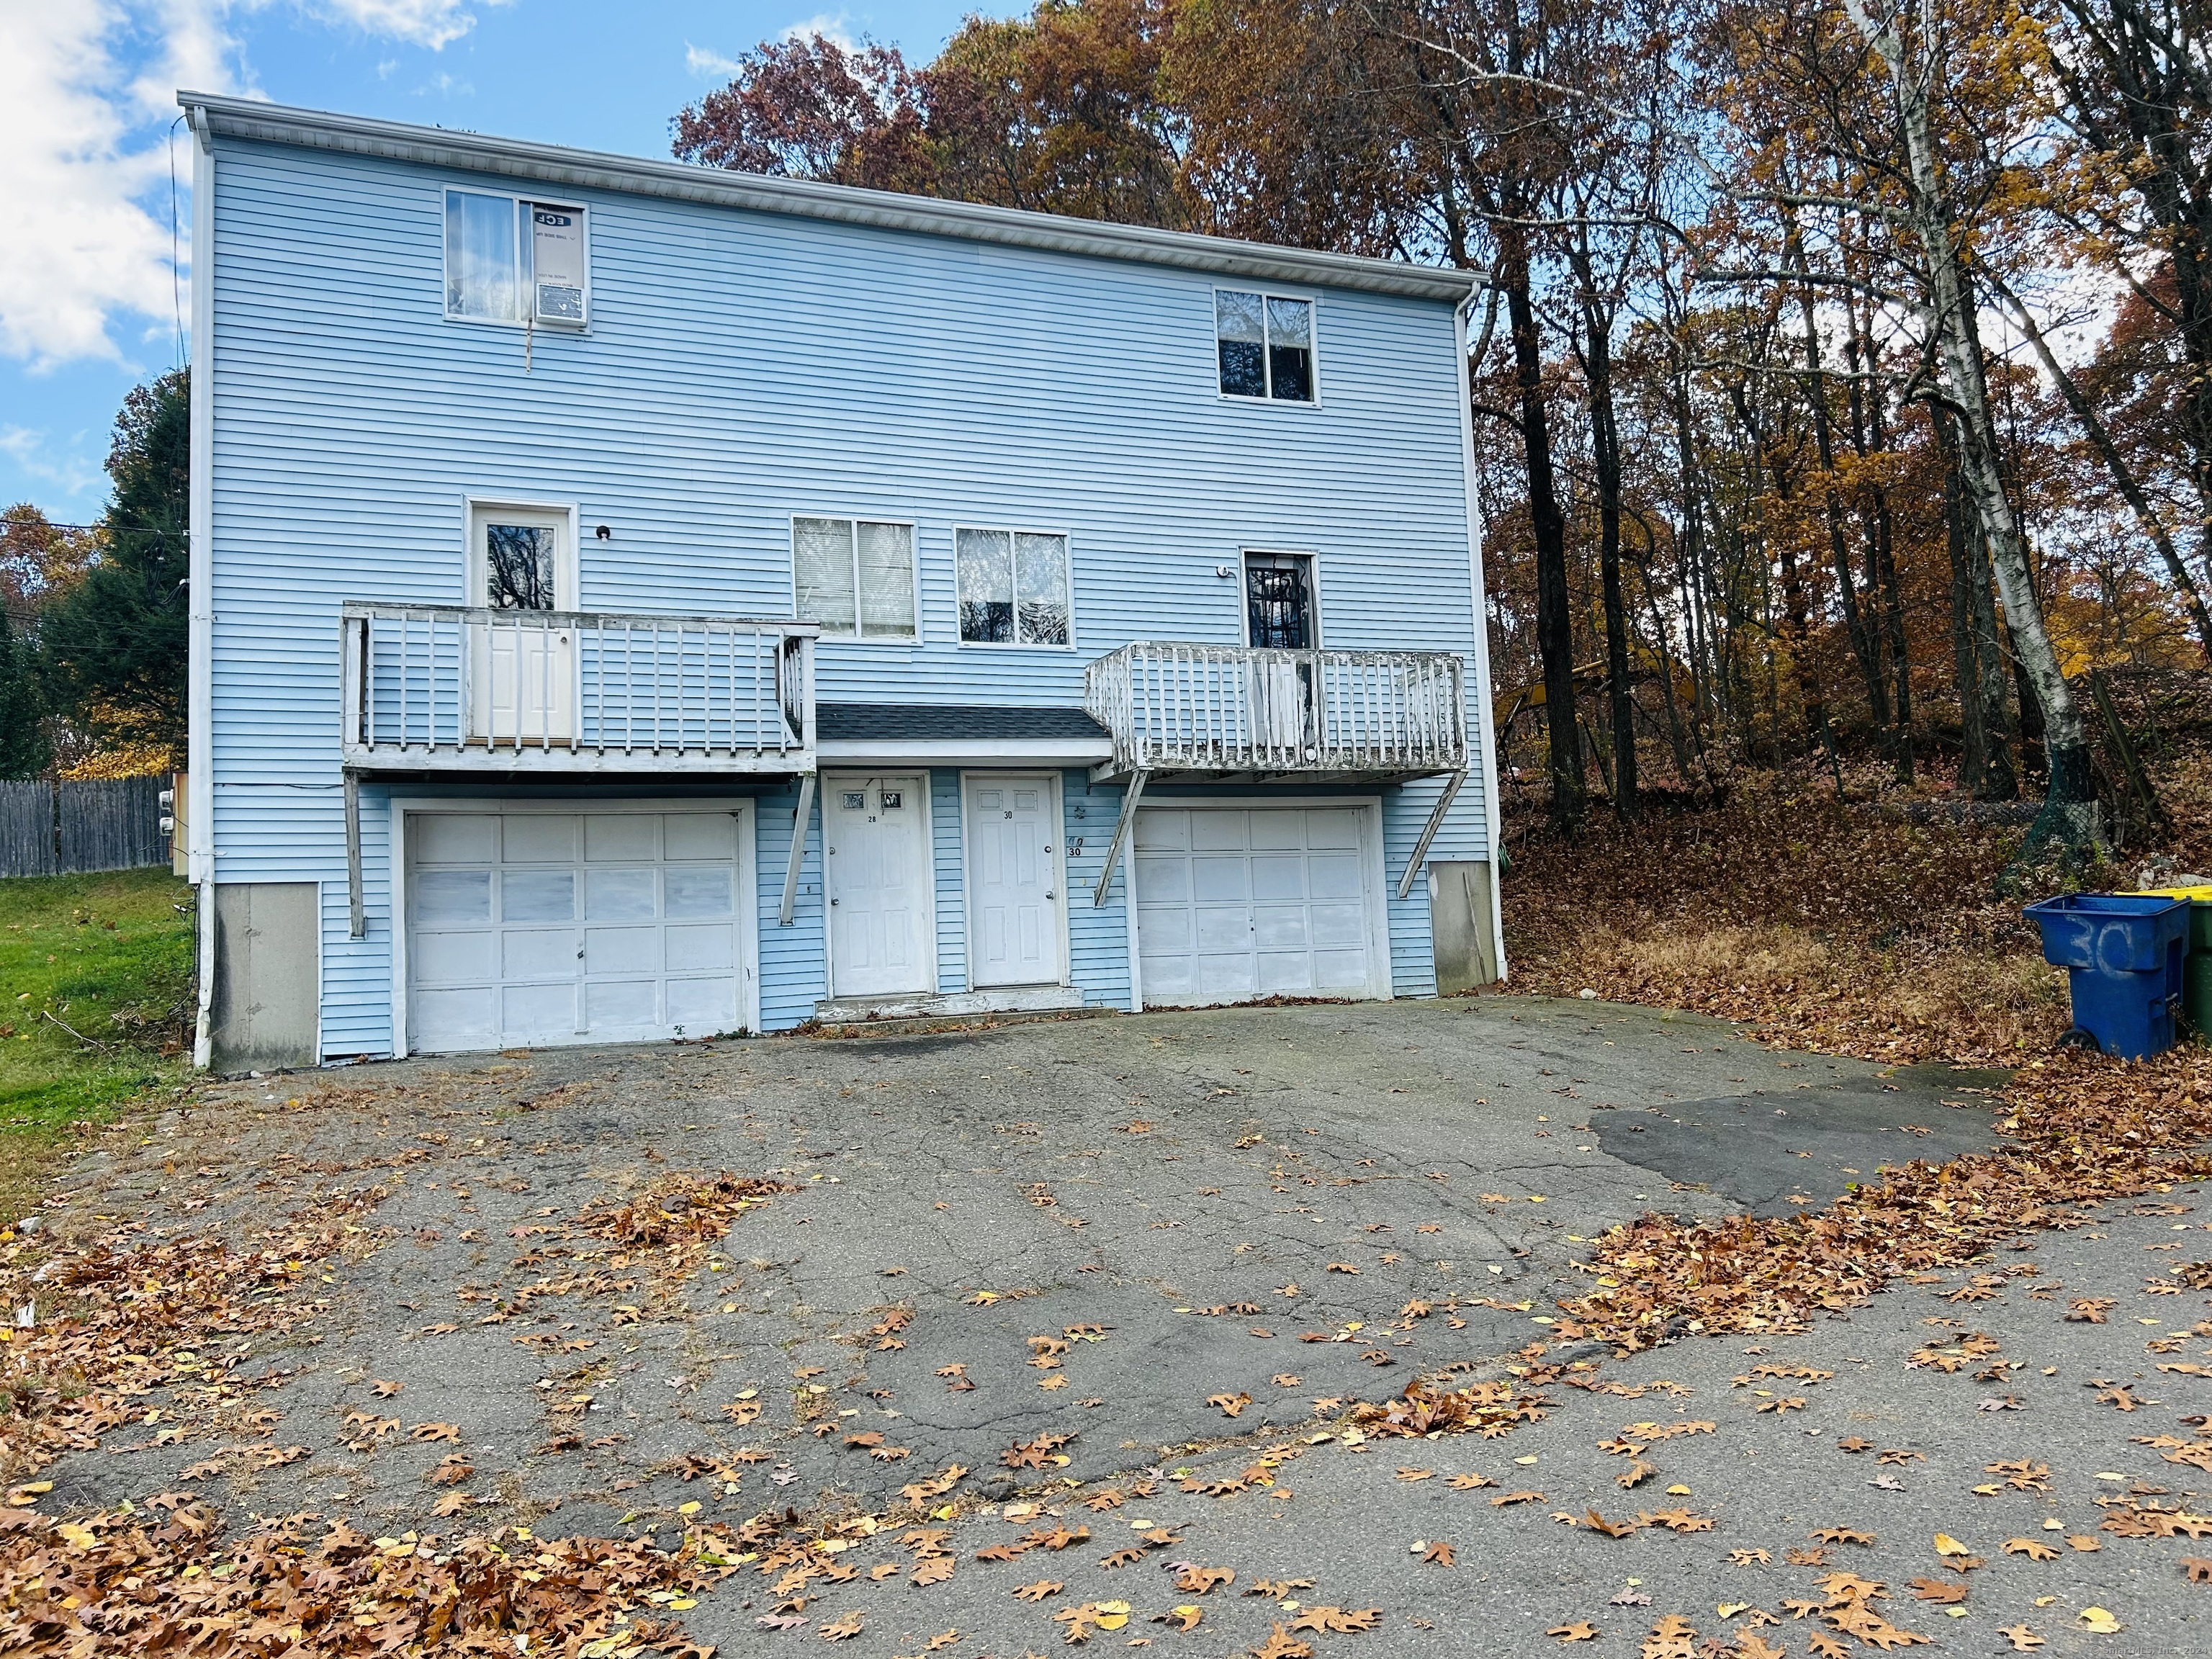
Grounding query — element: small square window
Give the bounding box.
[841,791,866,811]
[957,528,1071,647]
[880,790,903,810]
[1216,290,1315,403]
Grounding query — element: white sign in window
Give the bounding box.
[956,529,1070,647]
[445,189,589,325]
[793,518,917,641]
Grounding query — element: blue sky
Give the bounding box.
[1,0,989,526]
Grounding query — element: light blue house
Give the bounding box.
[179,94,1506,1071]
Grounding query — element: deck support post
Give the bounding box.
[779,773,815,926]
[344,770,365,938]
[1395,769,1467,900]
[1093,768,1148,907]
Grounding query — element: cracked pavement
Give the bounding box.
[29,995,2211,1653]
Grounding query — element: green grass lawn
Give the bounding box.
[0,868,195,1215]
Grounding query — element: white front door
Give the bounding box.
[467,505,576,743]
[966,774,1063,988]
[824,774,932,997]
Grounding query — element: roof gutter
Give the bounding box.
[179,93,1479,305]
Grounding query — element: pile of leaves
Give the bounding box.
[0,1501,734,1657]
[1501,773,2075,1063]
[0,1184,393,1483]
[1560,1048,2212,1351]
[568,1172,799,1249]
[1349,1377,1553,1439]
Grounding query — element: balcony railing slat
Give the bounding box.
[341,603,817,775]
[1084,642,1465,780]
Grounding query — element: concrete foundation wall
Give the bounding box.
[209,882,321,1074]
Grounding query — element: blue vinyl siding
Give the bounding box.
[201,130,1489,1053]
[930,770,966,994]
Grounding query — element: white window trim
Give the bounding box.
[1125,793,1392,1009]
[1238,548,1324,649]
[958,769,1071,993]
[442,186,592,331]
[462,496,582,609]
[387,796,763,1056]
[1213,285,1323,409]
[952,523,1078,652]
[788,513,922,646]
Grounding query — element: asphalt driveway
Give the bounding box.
[27,997,2206,1652]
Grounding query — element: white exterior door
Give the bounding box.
[405,808,750,1052]
[824,774,932,998]
[471,619,576,743]
[966,774,1062,988]
[1133,805,1383,1006]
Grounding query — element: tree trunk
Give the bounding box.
[1501,227,1585,832]
[1847,0,2098,843]
[1583,299,1639,818]
[1937,409,1990,793]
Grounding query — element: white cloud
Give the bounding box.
[0,426,104,499]
[0,3,181,370]
[780,12,857,50]
[685,42,743,78]
[0,1,487,373]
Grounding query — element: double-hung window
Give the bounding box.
[1215,290,1316,403]
[445,189,589,325]
[956,529,1071,647]
[793,518,917,641]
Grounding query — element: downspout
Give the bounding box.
[1453,289,1509,981]
[186,105,218,1068]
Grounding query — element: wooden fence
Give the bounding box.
[0,776,170,878]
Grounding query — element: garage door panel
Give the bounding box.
[503,815,578,862]
[1134,811,1190,851]
[411,928,497,985]
[665,924,735,971]
[501,981,577,1041]
[1303,809,1362,848]
[502,869,575,922]
[663,814,737,860]
[1191,856,1251,903]
[666,868,734,918]
[1133,856,1188,904]
[584,978,659,1028]
[501,927,577,977]
[584,925,661,974]
[413,870,492,925]
[584,814,657,861]
[413,986,497,1051]
[416,814,498,865]
[1134,805,1382,1008]
[666,976,737,1030]
[585,868,657,920]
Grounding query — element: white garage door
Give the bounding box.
[405,809,750,1053]
[1133,805,1383,1006]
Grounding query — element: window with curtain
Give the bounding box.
[956,529,1070,646]
[793,518,917,640]
[445,189,590,325]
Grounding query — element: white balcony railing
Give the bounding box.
[339,603,817,773]
[1084,643,1467,778]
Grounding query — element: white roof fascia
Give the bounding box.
[180,92,1479,305]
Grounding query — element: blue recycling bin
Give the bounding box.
[2023,893,2190,1060]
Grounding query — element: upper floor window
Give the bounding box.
[793,518,917,641]
[956,528,1071,647]
[1216,290,1315,403]
[445,189,589,325]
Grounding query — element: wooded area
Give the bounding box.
[675,0,2210,851]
